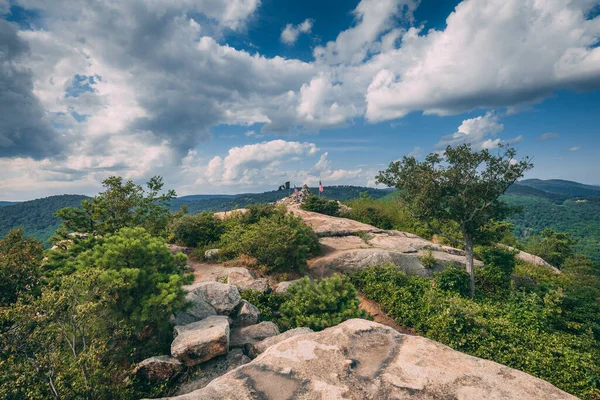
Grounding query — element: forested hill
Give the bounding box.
[0,186,390,246]
[0,195,90,246]
[503,180,600,263]
[171,185,393,214]
[0,201,17,207]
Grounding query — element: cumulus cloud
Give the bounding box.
[436,112,522,151]
[281,19,313,45]
[0,20,63,159]
[365,0,600,121]
[569,146,581,152]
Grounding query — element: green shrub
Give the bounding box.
[238,203,286,225]
[475,246,516,295]
[301,195,340,216]
[279,276,370,331]
[219,214,320,273]
[419,249,437,268]
[168,212,224,247]
[434,265,470,296]
[240,290,286,323]
[526,229,575,268]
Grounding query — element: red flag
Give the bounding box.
[319,180,323,193]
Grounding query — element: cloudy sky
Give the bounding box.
[1,0,600,201]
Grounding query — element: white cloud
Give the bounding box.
[365,0,600,121]
[539,133,560,141]
[281,18,313,45]
[569,146,581,152]
[0,0,10,14]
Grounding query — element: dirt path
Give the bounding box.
[358,294,415,335]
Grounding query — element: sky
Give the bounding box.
[1,0,599,201]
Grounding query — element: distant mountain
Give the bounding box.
[176,194,238,201]
[0,195,90,246]
[503,180,600,263]
[0,201,18,207]
[517,179,600,197]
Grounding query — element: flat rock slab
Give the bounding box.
[290,207,385,237]
[247,327,313,359]
[171,316,230,367]
[160,319,577,400]
[230,321,280,349]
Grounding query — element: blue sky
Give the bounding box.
[1,0,599,200]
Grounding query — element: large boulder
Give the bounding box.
[246,327,313,359]
[160,319,576,400]
[171,316,230,367]
[185,281,241,315]
[230,300,260,328]
[230,321,280,349]
[133,355,183,381]
[227,269,269,293]
[274,279,302,294]
[174,349,250,395]
[172,291,217,326]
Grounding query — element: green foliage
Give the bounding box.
[376,144,533,296]
[168,211,225,247]
[434,265,470,296]
[301,195,340,216]
[55,175,176,238]
[279,276,370,331]
[219,214,320,273]
[475,246,516,295]
[76,227,189,328]
[526,229,575,268]
[239,290,286,323]
[419,249,437,268]
[351,264,600,399]
[0,228,44,305]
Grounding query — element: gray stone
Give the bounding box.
[230,300,260,328]
[133,355,183,381]
[227,269,269,293]
[173,291,217,326]
[204,248,220,260]
[167,244,190,255]
[247,327,313,359]
[183,281,241,316]
[171,316,229,367]
[230,321,280,349]
[174,349,250,395]
[159,319,577,400]
[274,279,302,294]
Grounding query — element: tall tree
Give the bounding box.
[376,144,533,296]
[55,176,176,237]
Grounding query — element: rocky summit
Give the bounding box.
[155,319,575,400]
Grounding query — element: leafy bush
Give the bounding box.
[76,227,190,328]
[475,246,516,295]
[434,265,470,296]
[527,229,575,268]
[301,195,340,216]
[240,289,286,323]
[168,211,225,247]
[351,264,600,399]
[279,276,370,331]
[0,228,44,305]
[238,203,286,225]
[219,214,320,273]
[419,249,437,268]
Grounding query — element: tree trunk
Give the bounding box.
[463,230,475,297]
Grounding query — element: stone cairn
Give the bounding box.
[275,184,312,206]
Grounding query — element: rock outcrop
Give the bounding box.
[246,327,313,359]
[230,300,260,327]
[227,269,269,293]
[230,321,280,349]
[159,319,576,400]
[171,316,230,367]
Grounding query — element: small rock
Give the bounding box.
[231,300,260,327]
[184,281,241,316]
[167,244,190,255]
[204,248,220,260]
[174,349,250,395]
[171,316,230,367]
[230,321,280,350]
[133,355,183,381]
[247,327,313,358]
[275,279,302,294]
[228,270,269,293]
